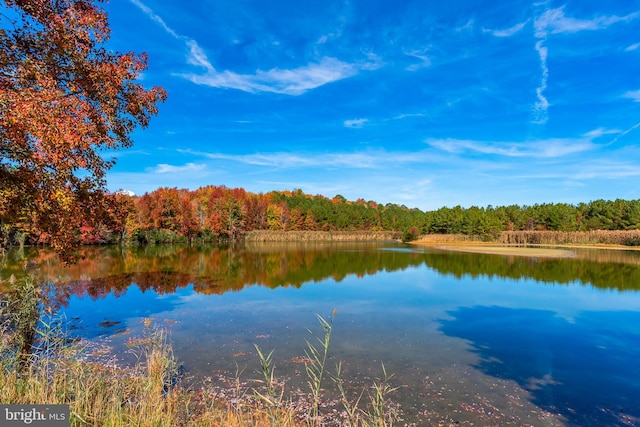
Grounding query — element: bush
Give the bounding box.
[403,227,420,242]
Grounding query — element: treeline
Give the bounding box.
[2,185,640,247]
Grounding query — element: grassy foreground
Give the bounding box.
[0,327,315,426]
[0,282,398,427]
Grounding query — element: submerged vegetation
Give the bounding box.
[0,274,399,426]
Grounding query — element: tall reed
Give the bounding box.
[418,230,640,246]
[498,229,640,246]
[303,310,336,423]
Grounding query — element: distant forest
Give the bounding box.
[3,185,640,247]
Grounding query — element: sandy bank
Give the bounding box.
[427,244,577,258]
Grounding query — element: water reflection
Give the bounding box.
[440,306,640,426]
[421,249,640,291]
[2,242,640,425]
[3,242,428,305]
[2,243,640,302]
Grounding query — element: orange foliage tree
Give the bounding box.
[0,0,166,259]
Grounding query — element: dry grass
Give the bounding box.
[409,234,486,243]
[411,230,640,257]
[414,230,640,248]
[0,315,307,427]
[497,230,640,246]
[0,312,397,427]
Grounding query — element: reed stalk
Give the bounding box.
[303,310,336,423]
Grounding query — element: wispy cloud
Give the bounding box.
[605,121,640,146]
[178,57,376,95]
[531,7,640,125]
[534,7,639,36]
[199,152,376,168]
[583,128,619,138]
[128,0,213,74]
[533,40,549,124]
[425,134,599,158]
[572,161,640,179]
[456,19,475,33]
[180,149,427,169]
[404,49,431,71]
[130,0,376,95]
[344,118,369,128]
[149,163,206,174]
[485,21,528,37]
[625,42,640,52]
[532,7,553,124]
[185,40,214,71]
[128,0,179,38]
[390,113,426,120]
[395,179,433,202]
[623,90,640,102]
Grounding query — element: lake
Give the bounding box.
[3,242,640,426]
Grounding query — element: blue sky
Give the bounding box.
[102,0,640,210]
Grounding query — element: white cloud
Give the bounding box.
[149,163,206,174]
[185,40,214,71]
[625,42,640,52]
[130,0,374,95]
[404,49,431,71]
[486,21,528,37]
[425,134,598,158]
[582,128,619,138]
[128,0,214,75]
[199,152,376,168]
[531,7,640,125]
[456,19,475,33]
[391,113,426,121]
[623,90,640,102]
[177,57,376,96]
[344,118,369,128]
[180,149,429,169]
[533,40,549,124]
[396,179,433,202]
[534,7,639,37]
[573,161,640,179]
[128,0,179,39]
[605,121,640,146]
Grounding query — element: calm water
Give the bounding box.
[3,242,640,426]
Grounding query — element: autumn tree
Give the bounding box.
[209,196,246,238]
[287,208,303,230]
[0,0,166,259]
[303,209,317,230]
[110,192,136,242]
[245,192,268,230]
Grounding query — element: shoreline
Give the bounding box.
[409,240,640,258]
